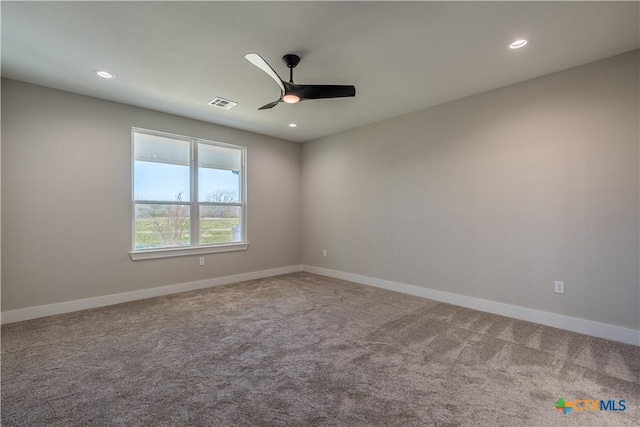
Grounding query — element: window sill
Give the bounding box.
[130,243,249,260]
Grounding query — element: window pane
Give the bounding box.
[199,169,240,202]
[198,143,241,202]
[199,206,241,245]
[198,143,241,170]
[135,204,190,249]
[134,132,190,201]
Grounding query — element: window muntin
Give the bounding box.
[132,128,246,253]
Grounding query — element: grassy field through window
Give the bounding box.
[135,217,240,249]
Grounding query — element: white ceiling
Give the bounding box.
[2,1,638,143]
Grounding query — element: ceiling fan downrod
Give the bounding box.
[282,54,300,83]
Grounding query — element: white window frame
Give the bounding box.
[130,128,248,260]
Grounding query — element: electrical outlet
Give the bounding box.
[199,257,205,266]
[322,249,327,257]
[554,281,565,294]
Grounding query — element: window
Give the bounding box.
[130,128,247,260]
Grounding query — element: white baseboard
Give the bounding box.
[4,264,637,346]
[1,265,302,324]
[302,265,640,346]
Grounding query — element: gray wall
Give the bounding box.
[1,79,301,311]
[302,51,639,330]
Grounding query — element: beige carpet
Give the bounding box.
[2,272,638,426]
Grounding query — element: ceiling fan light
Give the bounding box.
[283,94,300,104]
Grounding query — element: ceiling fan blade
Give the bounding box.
[258,100,281,110]
[293,84,356,100]
[244,53,285,94]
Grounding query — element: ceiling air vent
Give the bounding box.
[208,97,238,110]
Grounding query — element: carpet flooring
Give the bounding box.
[2,272,638,426]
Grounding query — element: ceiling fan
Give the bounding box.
[244,53,356,110]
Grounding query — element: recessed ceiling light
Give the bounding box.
[509,39,528,49]
[288,123,298,128]
[95,70,115,79]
